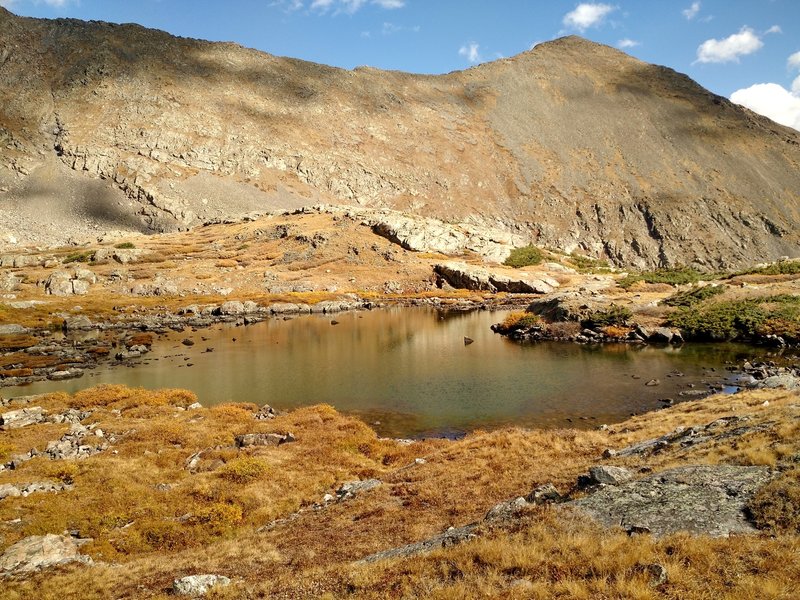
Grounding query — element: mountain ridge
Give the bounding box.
[1,8,799,268]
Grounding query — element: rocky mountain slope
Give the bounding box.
[1,7,799,268]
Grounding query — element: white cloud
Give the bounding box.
[378,22,418,35]
[695,27,763,64]
[766,25,782,35]
[459,42,481,64]
[562,3,615,32]
[682,1,700,20]
[789,51,800,70]
[731,83,800,131]
[373,0,404,8]
[1,0,75,6]
[310,0,402,13]
[617,38,639,49]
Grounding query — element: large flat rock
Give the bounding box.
[571,465,772,537]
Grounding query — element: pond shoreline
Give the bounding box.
[2,303,793,439]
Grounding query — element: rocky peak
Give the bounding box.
[0,10,798,268]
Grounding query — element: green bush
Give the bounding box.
[63,251,94,264]
[115,242,136,249]
[504,245,544,268]
[619,266,703,289]
[568,253,610,273]
[667,300,767,341]
[661,285,726,308]
[735,261,800,277]
[581,305,632,329]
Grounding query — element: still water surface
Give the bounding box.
[7,308,761,437]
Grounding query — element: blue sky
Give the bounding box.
[3,1,800,129]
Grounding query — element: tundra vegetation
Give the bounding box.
[0,385,798,598]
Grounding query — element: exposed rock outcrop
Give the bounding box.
[571,465,772,537]
[434,262,558,293]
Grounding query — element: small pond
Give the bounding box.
[4,307,765,438]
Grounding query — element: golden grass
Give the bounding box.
[1,386,799,598]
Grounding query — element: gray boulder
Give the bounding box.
[485,497,529,521]
[172,574,231,596]
[218,300,245,315]
[336,479,381,501]
[357,525,476,564]
[434,262,557,294]
[756,374,800,391]
[587,465,634,485]
[63,315,93,330]
[0,324,27,335]
[0,534,92,576]
[0,406,46,430]
[234,432,293,447]
[93,248,143,264]
[525,483,563,504]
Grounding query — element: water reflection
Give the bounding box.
[5,307,767,437]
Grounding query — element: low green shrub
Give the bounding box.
[568,253,610,273]
[661,285,726,308]
[667,300,766,341]
[114,242,136,249]
[735,260,800,277]
[581,305,632,329]
[504,245,544,268]
[619,266,703,289]
[63,251,94,264]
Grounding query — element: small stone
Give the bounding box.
[525,483,562,504]
[587,465,634,486]
[234,433,285,448]
[485,497,529,521]
[63,315,93,330]
[634,563,668,587]
[336,479,381,501]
